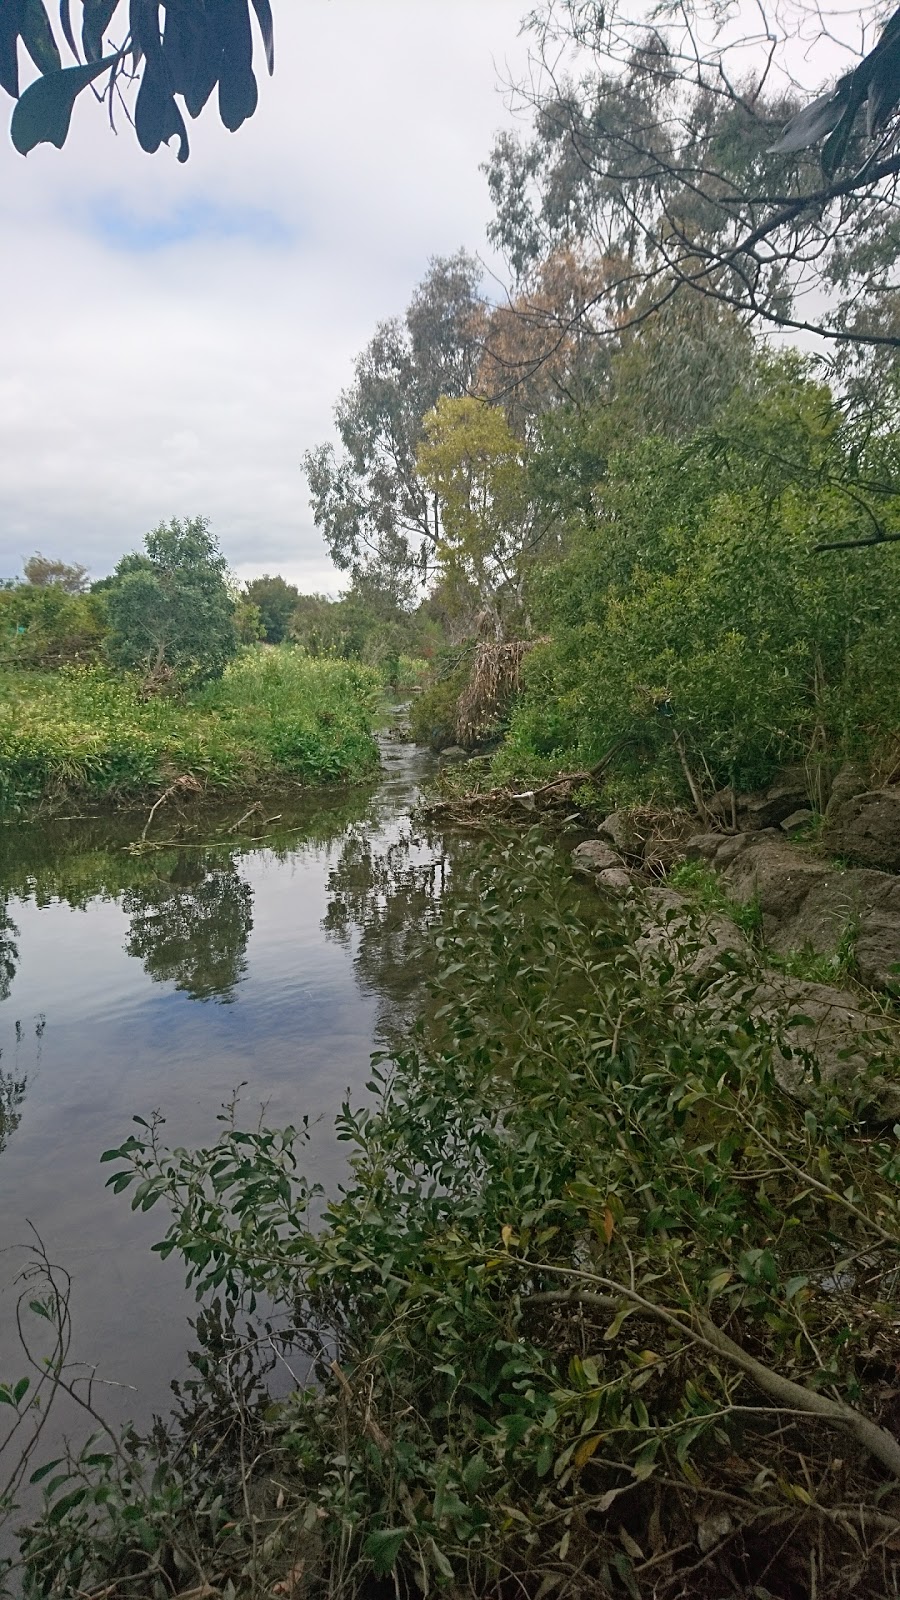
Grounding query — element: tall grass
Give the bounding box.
[0,650,381,815]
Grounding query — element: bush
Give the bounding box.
[10,839,900,1598]
[0,586,107,668]
[496,366,900,798]
[408,649,473,748]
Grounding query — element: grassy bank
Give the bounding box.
[0,650,381,816]
[6,839,900,1598]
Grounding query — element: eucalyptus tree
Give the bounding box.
[486,1,900,357]
[303,252,488,602]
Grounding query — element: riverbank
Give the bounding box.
[0,651,382,818]
[7,829,900,1600]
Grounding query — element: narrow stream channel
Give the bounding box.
[0,725,447,1441]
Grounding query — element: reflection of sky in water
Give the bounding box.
[0,741,439,1438]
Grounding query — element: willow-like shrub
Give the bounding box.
[8,837,900,1598]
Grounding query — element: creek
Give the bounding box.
[0,723,450,1443]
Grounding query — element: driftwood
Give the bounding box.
[420,738,637,826]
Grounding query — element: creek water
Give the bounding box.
[0,726,448,1453]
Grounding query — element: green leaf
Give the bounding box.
[29,1457,65,1485]
[11,55,116,155]
[13,1377,29,1404]
[17,1,60,78]
[363,1527,409,1577]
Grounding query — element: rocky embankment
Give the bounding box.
[572,766,900,1115]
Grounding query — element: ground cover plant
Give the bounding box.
[5,837,900,1598]
[0,651,381,817]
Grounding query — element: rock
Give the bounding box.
[689,832,900,994]
[718,836,828,940]
[439,745,469,763]
[571,840,624,877]
[753,973,900,1117]
[824,788,900,872]
[741,765,811,831]
[633,883,900,1114]
[595,866,633,896]
[684,832,726,863]
[781,809,817,834]
[825,760,871,816]
[637,886,753,979]
[597,810,647,860]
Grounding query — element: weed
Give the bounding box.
[0,652,381,816]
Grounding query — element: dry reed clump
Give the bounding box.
[454,639,538,747]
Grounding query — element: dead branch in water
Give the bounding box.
[420,738,638,826]
[137,774,203,844]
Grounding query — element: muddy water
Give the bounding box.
[0,730,448,1437]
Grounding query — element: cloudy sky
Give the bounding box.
[0,2,530,591]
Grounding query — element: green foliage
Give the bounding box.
[417,396,534,631]
[0,652,380,815]
[13,839,900,1597]
[497,362,900,798]
[243,574,300,644]
[105,518,238,689]
[0,585,107,668]
[22,554,89,593]
[407,650,472,748]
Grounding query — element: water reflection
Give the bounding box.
[124,855,254,1003]
[0,1070,26,1157]
[0,899,17,1003]
[323,823,458,1038]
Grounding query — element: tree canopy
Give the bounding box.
[1,0,273,161]
[485,1,900,358]
[104,515,238,688]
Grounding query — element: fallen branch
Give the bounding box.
[139,774,203,843]
[529,1276,900,1480]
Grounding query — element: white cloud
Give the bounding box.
[0,1,530,588]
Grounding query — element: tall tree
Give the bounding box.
[303,252,487,601]
[1,1,273,161]
[486,1,900,358]
[244,573,299,643]
[416,396,538,637]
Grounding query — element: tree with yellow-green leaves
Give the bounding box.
[416,397,542,639]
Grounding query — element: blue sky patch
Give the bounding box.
[84,194,295,251]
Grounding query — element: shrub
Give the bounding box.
[497,366,900,798]
[10,839,900,1598]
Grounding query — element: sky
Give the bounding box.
[0,2,531,593]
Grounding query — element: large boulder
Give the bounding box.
[633,884,900,1116]
[684,831,900,994]
[824,788,900,872]
[571,839,625,878]
[752,973,900,1116]
[719,836,830,938]
[597,810,648,861]
[637,886,753,979]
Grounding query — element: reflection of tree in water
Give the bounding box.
[323,826,455,1038]
[0,895,19,1003]
[0,1017,42,1157]
[0,1070,26,1156]
[123,854,253,1003]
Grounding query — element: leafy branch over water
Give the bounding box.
[6,837,900,1596]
